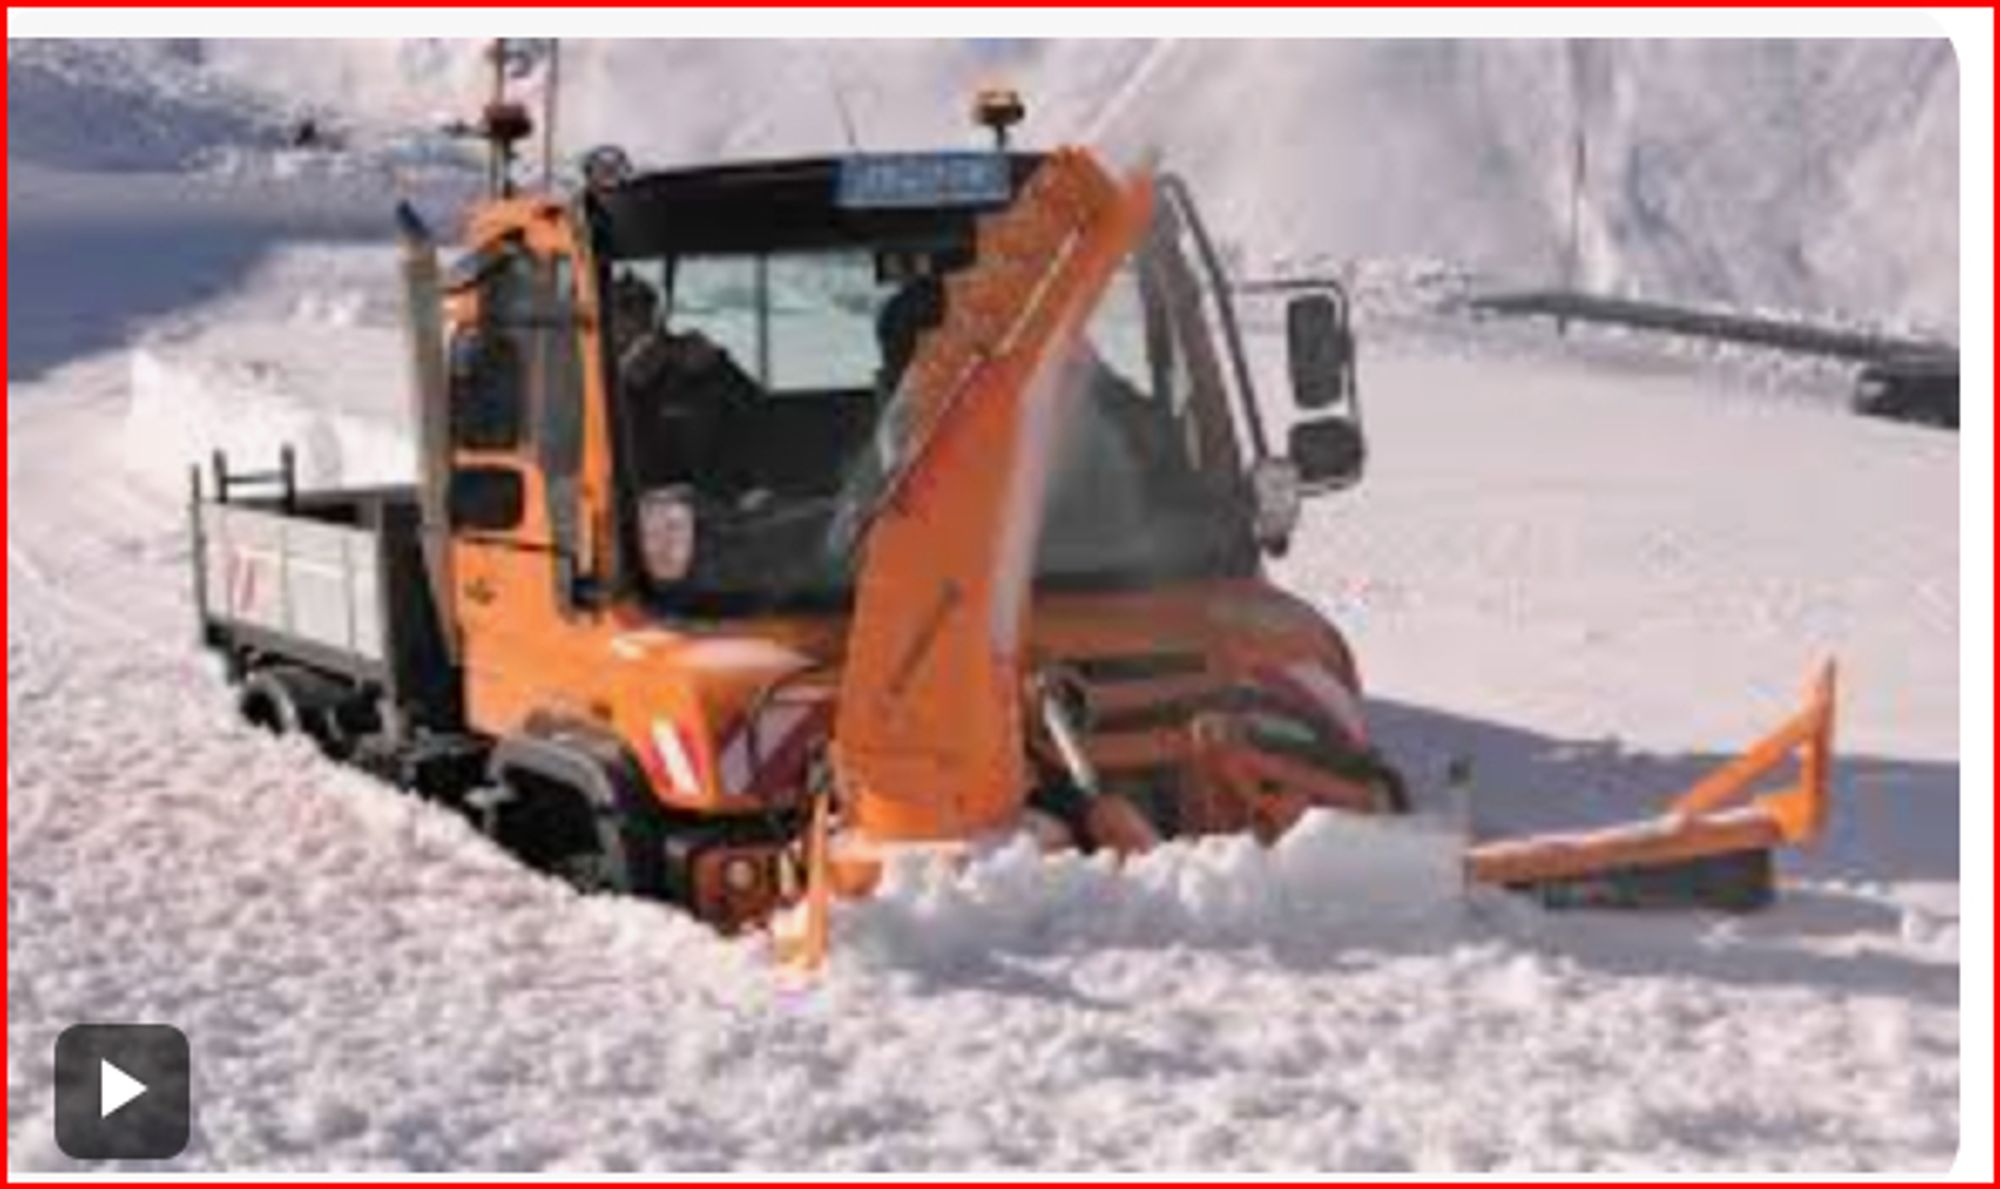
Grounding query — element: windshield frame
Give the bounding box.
[590,173,1268,619]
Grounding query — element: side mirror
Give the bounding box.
[1285,292,1356,412]
[448,465,527,533]
[1280,288,1367,499]
[1289,418,1366,493]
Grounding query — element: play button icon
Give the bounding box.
[100,1059,147,1118]
[54,1025,190,1160]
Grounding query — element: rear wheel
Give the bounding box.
[236,664,366,760]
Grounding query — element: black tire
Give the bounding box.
[487,732,668,898]
[237,665,362,761]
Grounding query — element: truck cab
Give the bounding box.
[197,141,1392,931]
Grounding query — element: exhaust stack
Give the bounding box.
[394,202,459,664]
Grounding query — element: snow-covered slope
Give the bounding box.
[1117,39,1958,335]
[5,40,288,173]
[5,40,471,383]
[11,37,1957,330]
[169,37,1960,334]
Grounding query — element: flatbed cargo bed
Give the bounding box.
[190,461,460,734]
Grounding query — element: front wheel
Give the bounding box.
[485,770,665,897]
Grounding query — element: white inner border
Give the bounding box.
[4,8,1991,1182]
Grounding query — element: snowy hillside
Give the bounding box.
[165,37,1962,335]
[5,40,289,173]
[9,37,1959,332]
[7,37,1961,1173]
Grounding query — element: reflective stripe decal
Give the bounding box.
[651,719,701,798]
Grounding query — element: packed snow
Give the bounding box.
[7,37,1962,1173]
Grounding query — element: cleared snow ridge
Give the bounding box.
[832,812,1473,972]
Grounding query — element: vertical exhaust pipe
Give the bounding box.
[395,202,460,664]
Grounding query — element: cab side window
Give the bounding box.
[535,254,591,595]
[449,329,524,450]
[450,241,536,452]
[536,255,586,486]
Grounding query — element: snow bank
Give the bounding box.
[123,343,412,494]
[837,812,1471,973]
[116,246,420,492]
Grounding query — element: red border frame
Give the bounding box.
[0,12,1988,1185]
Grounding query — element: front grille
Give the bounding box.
[1092,697,1212,734]
[1101,764,1187,835]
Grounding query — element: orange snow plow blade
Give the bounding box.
[1467,660,1838,911]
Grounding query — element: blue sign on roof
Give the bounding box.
[837,152,1013,210]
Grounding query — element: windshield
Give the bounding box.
[1035,260,1251,582]
[610,224,1254,614]
[654,251,891,393]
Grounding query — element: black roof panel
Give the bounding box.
[590,153,1045,259]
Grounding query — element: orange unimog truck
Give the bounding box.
[192,91,1836,947]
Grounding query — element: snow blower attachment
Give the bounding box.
[779,659,1839,967]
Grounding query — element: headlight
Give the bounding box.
[722,855,763,895]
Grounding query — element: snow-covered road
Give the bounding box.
[5,239,1959,1172]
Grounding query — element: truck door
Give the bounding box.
[446,231,598,735]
